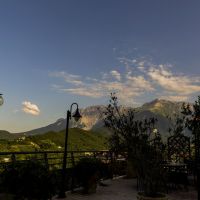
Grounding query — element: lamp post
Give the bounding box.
[59,102,82,198]
[0,94,3,106]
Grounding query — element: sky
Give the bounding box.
[1,0,200,132]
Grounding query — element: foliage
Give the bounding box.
[168,113,186,136]
[74,157,105,193]
[0,159,57,200]
[104,94,157,156]
[182,96,200,133]
[182,96,200,160]
[104,94,166,197]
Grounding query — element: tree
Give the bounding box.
[104,94,166,197]
[182,96,200,200]
[104,94,157,159]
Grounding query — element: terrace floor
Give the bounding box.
[53,177,197,200]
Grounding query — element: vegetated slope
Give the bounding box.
[30,128,108,151]
[0,130,17,140]
[0,128,108,152]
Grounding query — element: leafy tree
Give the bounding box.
[168,114,186,136]
[104,94,166,197]
[104,94,157,158]
[182,96,200,160]
[181,96,200,199]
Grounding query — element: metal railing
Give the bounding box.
[0,150,126,172]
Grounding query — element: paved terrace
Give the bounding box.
[53,178,197,200]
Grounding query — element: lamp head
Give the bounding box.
[72,108,82,122]
[0,94,3,106]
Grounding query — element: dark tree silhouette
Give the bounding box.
[104,93,157,158]
[104,94,166,197]
[182,96,200,200]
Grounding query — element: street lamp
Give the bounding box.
[59,102,82,198]
[0,94,3,106]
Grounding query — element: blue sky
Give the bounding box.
[1,0,200,132]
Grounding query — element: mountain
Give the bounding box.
[21,105,106,136]
[10,99,188,138]
[20,118,67,136]
[139,98,184,118]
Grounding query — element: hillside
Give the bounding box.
[29,128,108,151]
[0,130,18,140]
[0,128,108,152]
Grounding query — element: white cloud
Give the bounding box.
[126,75,154,91]
[50,71,83,86]
[51,68,154,105]
[22,101,40,116]
[148,65,200,95]
[159,95,189,102]
[110,70,121,81]
[50,58,200,105]
[61,88,103,98]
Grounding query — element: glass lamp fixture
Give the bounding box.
[72,108,82,122]
[0,94,3,106]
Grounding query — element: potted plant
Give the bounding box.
[74,157,104,194]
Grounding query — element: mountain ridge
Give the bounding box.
[0,99,190,139]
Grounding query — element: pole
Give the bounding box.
[59,110,70,198]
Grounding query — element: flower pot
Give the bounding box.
[137,193,168,200]
[83,174,98,194]
[126,160,137,178]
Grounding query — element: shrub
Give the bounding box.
[0,160,56,200]
[74,157,105,194]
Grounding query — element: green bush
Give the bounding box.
[74,157,105,194]
[0,160,57,200]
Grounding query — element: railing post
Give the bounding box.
[93,152,96,158]
[70,152,75,192]
[11,153,16,164]
[71,152,75,168]
[44,152,49,170]
[110,151,114,179]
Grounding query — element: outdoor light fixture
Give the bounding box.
[72,107,82,122]
[0,94,3,106]
[59,102,82,198]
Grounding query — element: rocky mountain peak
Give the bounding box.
[11,98,190,138]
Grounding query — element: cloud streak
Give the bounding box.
[50,59,200,104]
[148,65,200,95]
[51,68,154,104]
